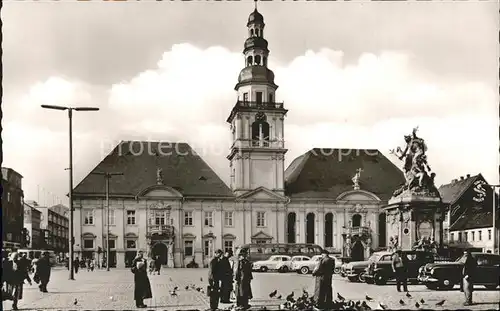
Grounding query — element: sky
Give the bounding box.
[2,1,499,205]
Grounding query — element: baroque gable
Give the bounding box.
[236,186,287,202]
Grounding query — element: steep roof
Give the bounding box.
[438,174,480,205]
[284,148,405,200]
[73,141,233,198]
[450,210,499,231]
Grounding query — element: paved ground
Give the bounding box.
[3,268,499,310]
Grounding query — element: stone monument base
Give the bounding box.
[383,191,443,251]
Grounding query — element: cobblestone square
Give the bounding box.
[3,268,499,310]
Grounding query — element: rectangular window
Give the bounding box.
[464,232,468,242]
[184,240,194,257]
[256,92,262,104]
[256,212,265,227]
[126,240,136,249]
[458,232,462,242]
[84,210,94,225]
[126,210,136,225]
[255,239,267,245]
[204,211,213,227]
[478,230,482,241]
[154,211,166,225]
[83,239,94,249]
[204,240,213,256]
[224,240,234,254]
[108,239,116,249]
[488,229,492,240]
[269,93,274,103]
[450,233,454,241]
[184,211,193,226]
[471,231,475,241]
[243,92,248,102]
[224,211,233,227]
[104,209,116,226]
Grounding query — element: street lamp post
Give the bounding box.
[91,172,123,271]
[41,104,99,280]
[488,184,499,254]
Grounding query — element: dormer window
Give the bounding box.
[199,176,207,181]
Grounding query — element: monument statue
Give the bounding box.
[156,167,164,185]
[390,127,439,197]
[351,168,363,190]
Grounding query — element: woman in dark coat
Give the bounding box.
[131,251,152,308]
[233,248,253,309]
[312,251,335,309]
[219,250,234,303]
[4,252,31,310]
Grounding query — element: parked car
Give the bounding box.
[363,250,435,285]
[276,255,310,273]
[342,251,392,282]
[252,255,292,272]
[418,252,500,290]
[293,255,342,275]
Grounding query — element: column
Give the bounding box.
[317,209,325,247]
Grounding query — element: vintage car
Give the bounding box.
[418,252,500,290]
[342,251,392,282]
[276,255,311,273]
[252,255,292,272]
[291,254,342,275]
[363,250,435,285]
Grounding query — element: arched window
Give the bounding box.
[287,212,296,243]
[251,121,270,147]
[255,55,261,66]
[352,214,362,227]
[324,213,333,247]
[250,29,254,36]
[255,28,260,37]
[306,212,315,244]
[378,213,386,247]
[246,56,253,67]
[263,56,267,67]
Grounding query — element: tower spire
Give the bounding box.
[254,0,258,10]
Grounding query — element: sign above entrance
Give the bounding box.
[150,201,172,210]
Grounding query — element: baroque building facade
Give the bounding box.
[73,7,405,268]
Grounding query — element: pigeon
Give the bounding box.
[302,288,308,296]
[269,290,277,298]
[406,292,412,298]
[170,290,178,297]
[200,277,203,282]
[169,277,172,281]
[173,286,179,291]
[435,299,445,306]
[286,292,294,301]
[420,298,425,304]
[361,301,372,310]
[337,293,345,301]
[399,299,405,305]
[185,285,189,290]
[378,303,387,310]
[365,295,373,301]
[196,287,202,292]
[276,294,282,299]
[415,302,420,308]
[73,299,78,305]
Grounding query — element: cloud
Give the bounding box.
[3,43,498,203]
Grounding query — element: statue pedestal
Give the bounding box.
[383,191,444,251]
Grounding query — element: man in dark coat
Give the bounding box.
[219,250,233,303]
[312,250,335,309]
[391,250,408,292]
[462,250,477,306]
[154,255,162,275]
[208,249,223,311]
[35,252,52,293]
[74,257,80,274]
[233,248,253,310]
[131,251,152,308]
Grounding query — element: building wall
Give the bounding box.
[74,189,386,268]
[448,227,497,253]
[2,168,24,248]
[37,205,70,252]
[23,203,42,249]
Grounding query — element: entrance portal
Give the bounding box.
[351,240,364,261]
[152,242,168,265]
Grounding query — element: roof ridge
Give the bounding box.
[447,175,480,206]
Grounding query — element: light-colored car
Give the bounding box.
[276,255,311,273]
[252,255,292,272]
[293,255,342,275]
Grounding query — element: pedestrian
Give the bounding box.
[34,252,52,293]
[219,250,234,304]
[154,255,162,275]
[462,249,477,306]
[233,248,253,310]
[86,258,91,272]
[312,250,335,309]
[149,258,155,275]
[90,259,95,271]
[4,252,31,310]
[18,253,32,286]
[391,250,408,292]
[74,257,80,274]
[207,249,223,311]
[131,251,152,308]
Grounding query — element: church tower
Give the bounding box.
[226,3,288,196]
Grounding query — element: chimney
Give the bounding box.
[460,176,464,180]
[452,179,458,183]
[466,174,471,178]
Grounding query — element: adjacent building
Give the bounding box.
[2,167,25,250]
[439,174,499,256]
[29,201,70,255]
[23,202,42,249]
[73,7,405,268]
